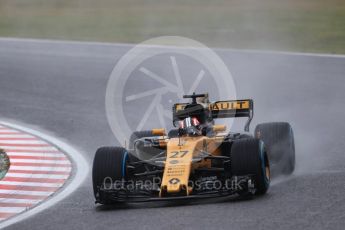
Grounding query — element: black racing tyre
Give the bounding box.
[92,147,128,204]
[129,130,160,149]
[231,138,270,195]
[255,122,295,175]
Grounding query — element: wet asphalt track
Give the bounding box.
[0,38,345,230]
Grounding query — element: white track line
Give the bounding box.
[9,166,71,172]
[7,152,65,157]
[0,140,45,144]
[0,134,32,137]
[0,199,40,204]
[9,159,70,164]
[0,207,27,213]
[0,37,344,58]
[0,120,88,229]
[1,146,57,151]
[4,173,69,179]
[0,190,53,197]
[0,181,63,187]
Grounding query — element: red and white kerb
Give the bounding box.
[0,124,72,222]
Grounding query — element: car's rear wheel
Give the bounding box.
[92,147,128,204]
[255,122,295,175]
[231,138,270,195]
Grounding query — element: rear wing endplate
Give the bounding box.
[210,99,253,132]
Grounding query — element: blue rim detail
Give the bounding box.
[259,141,270,186]
[122,151,128,178]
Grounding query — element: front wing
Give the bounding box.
[95,175,255,204]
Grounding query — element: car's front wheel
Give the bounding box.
[231,138,270,195]
[92,146,128,204]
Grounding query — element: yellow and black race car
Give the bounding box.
[92,93,295,204]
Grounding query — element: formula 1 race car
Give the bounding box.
[92,93,295,204]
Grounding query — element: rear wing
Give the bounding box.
[173,99,254,132]
[210,99,253,131]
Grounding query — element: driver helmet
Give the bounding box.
[179,116,202,136]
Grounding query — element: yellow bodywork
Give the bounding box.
[152,128,166,136]
[159,132,225,197]
[154,99,252,197]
